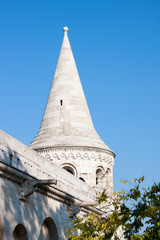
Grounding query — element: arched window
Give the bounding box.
[96,167,105,185]
[106,168,111,174]
[61,164,77,177]
[39,217,59,240]
[12,224,28,240]
[63,166,74,175]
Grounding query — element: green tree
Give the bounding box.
[67,177,160,240]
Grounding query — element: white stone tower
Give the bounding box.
[30,27,115,194]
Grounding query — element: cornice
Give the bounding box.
[0,162,79,205]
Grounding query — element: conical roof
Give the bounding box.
[30,27,112,152]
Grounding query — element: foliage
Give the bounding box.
[66,177,160,240]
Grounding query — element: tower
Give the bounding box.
[30,27,115,194]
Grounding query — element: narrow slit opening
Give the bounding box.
[60,100,63,106]
[10,154,13,165]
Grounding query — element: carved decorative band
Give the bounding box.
[39,149,114,166]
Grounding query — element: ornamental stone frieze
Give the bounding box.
[38,148,114,167]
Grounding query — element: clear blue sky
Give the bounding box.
[0,0,160,191]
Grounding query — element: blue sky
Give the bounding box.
[0,0,160,191]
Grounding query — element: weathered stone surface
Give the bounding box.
[0,130,96,201]
[0,130,96,239]
[30,27,113,152]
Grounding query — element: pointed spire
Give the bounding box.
[30,27,112,152]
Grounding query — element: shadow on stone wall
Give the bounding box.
[1,148,73,240]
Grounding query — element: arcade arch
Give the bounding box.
[96,166,105,185]
[12,224,28,240]
[39,217,59,240]
[61,163,77,177]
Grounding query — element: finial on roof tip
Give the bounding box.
[63,26,68,32]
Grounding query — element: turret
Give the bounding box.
[30,27,115,194]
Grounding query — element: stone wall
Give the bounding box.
[0,130,96,240]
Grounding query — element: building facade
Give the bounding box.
[0,27,115,240]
